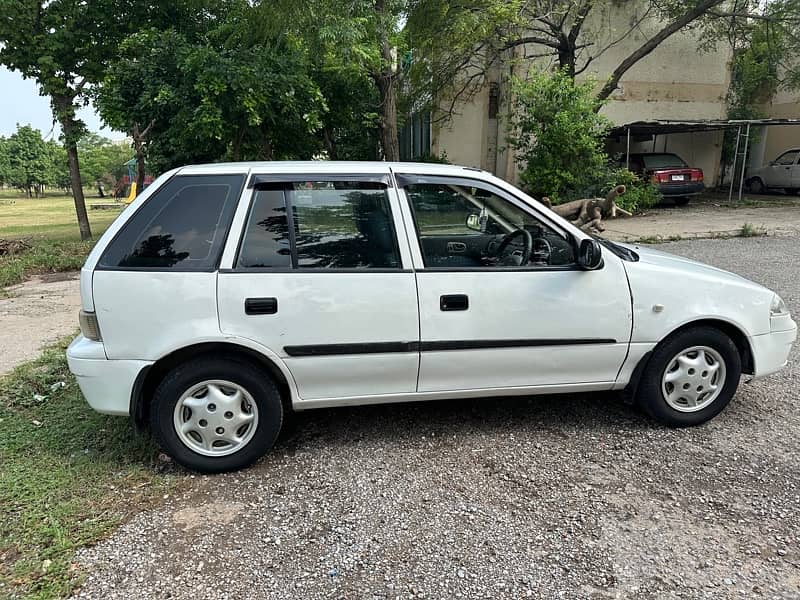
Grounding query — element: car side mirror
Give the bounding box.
[578,238,603,270]
[466,214,481,231]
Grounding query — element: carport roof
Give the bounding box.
[609,118,800,137]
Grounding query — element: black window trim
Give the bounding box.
[394,173,584,273]
[95,173,246,273]
[232,177,406,273]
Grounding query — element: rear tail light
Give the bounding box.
[690,169,704,182]
[79,310,102,342]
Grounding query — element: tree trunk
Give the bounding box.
[136,151,146,194]
[375,71,400,161]
[373,1,400,162]
[55,96,92,240]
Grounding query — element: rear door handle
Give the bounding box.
[440,294,469,311]
[245,297,278,315]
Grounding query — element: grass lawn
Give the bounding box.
[0,191,124,289]
[0,340,178,599]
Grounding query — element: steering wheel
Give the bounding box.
[493,229,533,266]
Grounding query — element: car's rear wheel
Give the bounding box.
[673,196,691,206]
[785,188,798,196]
[749,178,766,194]
[635,326,741,427]
[151,356,283,473]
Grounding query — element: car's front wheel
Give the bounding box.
[151,356,283,473]
[636,326,741,427]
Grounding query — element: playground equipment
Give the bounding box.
[114,158,154,203]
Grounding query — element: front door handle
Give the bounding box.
[440,294,469,311]
[245,297,278,315]
[447,241,467,253]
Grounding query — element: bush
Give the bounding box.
[599,166,661,214]
[507,69,612,204]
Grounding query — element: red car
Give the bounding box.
[626,153,704,206]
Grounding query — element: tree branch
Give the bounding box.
[595,0,726,103]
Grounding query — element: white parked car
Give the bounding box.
[67,162,797,472]
[746,148,800,194]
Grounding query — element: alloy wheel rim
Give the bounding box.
[173,379,258,457]
[661,346,726,413]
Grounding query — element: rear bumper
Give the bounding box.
[657,182,705,197]
[749,319,797,378]
[66,335,152,416]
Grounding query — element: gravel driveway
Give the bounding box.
[73,235,799,600]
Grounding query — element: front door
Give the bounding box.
[769,150,799,188]
[396,174,632,393]
[218,175,419,401]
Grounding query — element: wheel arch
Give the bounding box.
[624,318,754,400]
[131,341,296,429]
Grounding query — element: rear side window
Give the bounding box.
[237,181,400,270]
[99,174,244,271]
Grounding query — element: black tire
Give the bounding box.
[635,326,741,427]
[785,188,798,196]
[749,178,766,194]
[673,196,691,206]
[150,355,283,473]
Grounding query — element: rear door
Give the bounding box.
[217,173,420,402]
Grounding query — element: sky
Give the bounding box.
[0,67,126,141]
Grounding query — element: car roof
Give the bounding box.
[177,161,487,177]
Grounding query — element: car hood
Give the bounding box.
[618,243,763,288]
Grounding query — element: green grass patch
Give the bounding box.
[0,193,124,290]
[0,340,177,599]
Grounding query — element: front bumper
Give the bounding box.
[749,316,797,378]
[66,335,152,416]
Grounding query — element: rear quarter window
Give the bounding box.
[99,174,245,271]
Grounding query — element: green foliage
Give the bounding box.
[0,340,173,598]
[78,134,131,192]
[97,18,326,170]
[506,70,612,204]
[601,167,661,214]
[0,125,62,196]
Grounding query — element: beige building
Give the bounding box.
[427,2,734,187]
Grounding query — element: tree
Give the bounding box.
[506,70,612,203]
[78,134,131,197]
[406,0,800,117]
[0,0,141,238]
[96,10,326,175]
[3,125,52,197]
[261,0,409,160]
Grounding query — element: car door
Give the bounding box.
[768,150,799,188]
[217,173,420,401]
[395,172,632,393]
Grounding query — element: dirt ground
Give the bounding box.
[0,271,81,375]
[604,193,800,241]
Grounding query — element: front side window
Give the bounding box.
[99,174,244,270]
[405,181,575,269]
[237,181,401,270]
[776,150,799,165]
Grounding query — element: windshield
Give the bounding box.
[641,154,687,169]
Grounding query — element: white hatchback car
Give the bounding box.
[67,162,796,472]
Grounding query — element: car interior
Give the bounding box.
[405,183,575,268]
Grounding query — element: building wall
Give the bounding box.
[758,88,800,166]
[433,1,732,188]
